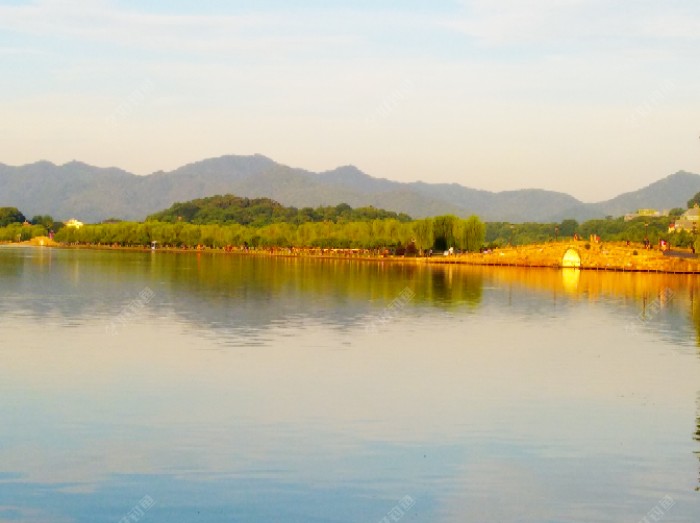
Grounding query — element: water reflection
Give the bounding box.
[696,393,700,491]
[561,267,580,294]
[2,247,700,351]
[2,247,700,522]
[1,248,485,332]
[690,290,700,350]
[2,248,700,333]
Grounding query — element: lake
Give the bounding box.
[1,246,699,522]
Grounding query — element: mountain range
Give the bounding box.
[0,154,698,223]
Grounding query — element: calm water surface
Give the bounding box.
[1,246,699,522]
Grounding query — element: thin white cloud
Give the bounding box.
[0,0,358,54]
[446,0,700,46]
[634,12,700,40]
[0,46,47,56]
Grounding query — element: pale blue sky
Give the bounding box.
[1,0,699,201]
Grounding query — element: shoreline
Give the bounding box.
[5,239,700,274]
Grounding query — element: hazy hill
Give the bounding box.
[0,154,698,223]
[591,171,700,217]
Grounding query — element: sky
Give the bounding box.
[0,0,699,202]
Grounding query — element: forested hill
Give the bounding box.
[146,194,412,226]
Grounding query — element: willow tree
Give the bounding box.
[459,215,485,252]
[432,215,458,251]
[412,219,433,253]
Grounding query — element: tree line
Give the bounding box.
[1,200,697,252]
[49,215,485,253]
[486,215,694,248]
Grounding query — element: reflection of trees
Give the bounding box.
[0,247,29,278]
[159,255,483,329]
[0,249,485,331]
[425,266,482,308]
[12,247,700,347]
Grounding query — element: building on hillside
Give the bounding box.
[64,218,84,229]
[670,204,700,233]
[624,208,668,221]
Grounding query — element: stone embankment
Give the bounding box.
[429,242,700,274]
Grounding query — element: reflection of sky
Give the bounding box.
[1,247,699,522]
[1,247,699,347]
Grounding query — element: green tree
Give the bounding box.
[559,219,579,238]
[31,215,55,229]
[432,215,458,251]
[0,207,26,227]
[413,219,433,253]
[460,215,485,252]
[669,207,685,218]
[688,192,700,209]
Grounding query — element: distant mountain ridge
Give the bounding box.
[0,154,698,223]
